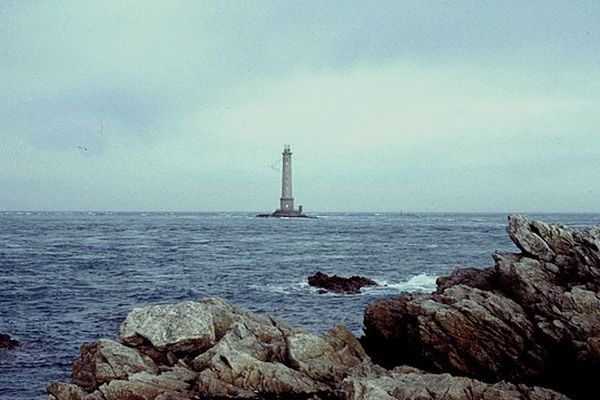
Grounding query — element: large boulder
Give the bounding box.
[363,284,547,381]
[363,214,600,399]
[308,271,377,294]
[119,299,221,353]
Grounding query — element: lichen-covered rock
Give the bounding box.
[119,297,299,358]
[197,348,325,398]
[363,214,600,399]
[506,214,600,290]
[338,370,570,400]
[72,339,158,390]
[287,325,372,382]
[48,271,573,400]
[192,321,369,397]
[363,284,546,381]
[47,383,87,400]
[191,318,325,398]
[119,300,218,353]
[51,298,380,400]
[96,377,192,400]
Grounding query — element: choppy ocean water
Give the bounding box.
[1,211,599,399]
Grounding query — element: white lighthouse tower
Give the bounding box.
[257,145,312,218]
[279,144,294,212]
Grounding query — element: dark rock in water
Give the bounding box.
[257,209,317,218]
[0,333,20,350]
[308,271,377,294]
[362,214,600,400]
[47,297,567,400]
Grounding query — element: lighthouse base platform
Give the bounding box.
[256,210,316,218]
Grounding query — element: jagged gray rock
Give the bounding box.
[363,214,600,400]
[48,295,569,400]
[363,284,547,381]
[338,370,570,400]
[72,339,159,390]
[119,300,219,353]
[47,383,88,400]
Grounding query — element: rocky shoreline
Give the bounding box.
[362,214,600,399]
[47,215,600,399]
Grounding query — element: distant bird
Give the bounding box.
[269,160,280,172]
[76,146,88,151]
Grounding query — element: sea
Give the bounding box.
[1,211,599,399]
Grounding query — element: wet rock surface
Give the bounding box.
[0,332,20,349]
[363,214,600,400]
[48,295,567,399]
[308,271,377,294]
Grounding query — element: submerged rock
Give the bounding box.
[0,332,20,350]
[362,214,600,400]
[308,271,377,294]
[47,296,567,400]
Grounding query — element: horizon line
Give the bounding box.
[2,210,600,215]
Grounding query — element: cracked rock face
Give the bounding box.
[338,369,570,400]
[363,214,600,400]
[47,295,567,400]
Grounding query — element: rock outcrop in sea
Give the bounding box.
[47,215,599,399]
[362,214,600,400]
[308,271,377,294]
[0,332,20,349]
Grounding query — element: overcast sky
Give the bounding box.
[1,1,599,212]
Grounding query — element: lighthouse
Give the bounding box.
[257,145,313,218]
[280,144,294,212]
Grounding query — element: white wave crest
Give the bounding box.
[249,273,438,296]
[248,281,310,295]
[370,273,438,294]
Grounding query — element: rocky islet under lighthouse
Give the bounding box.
[257,145,313,218]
